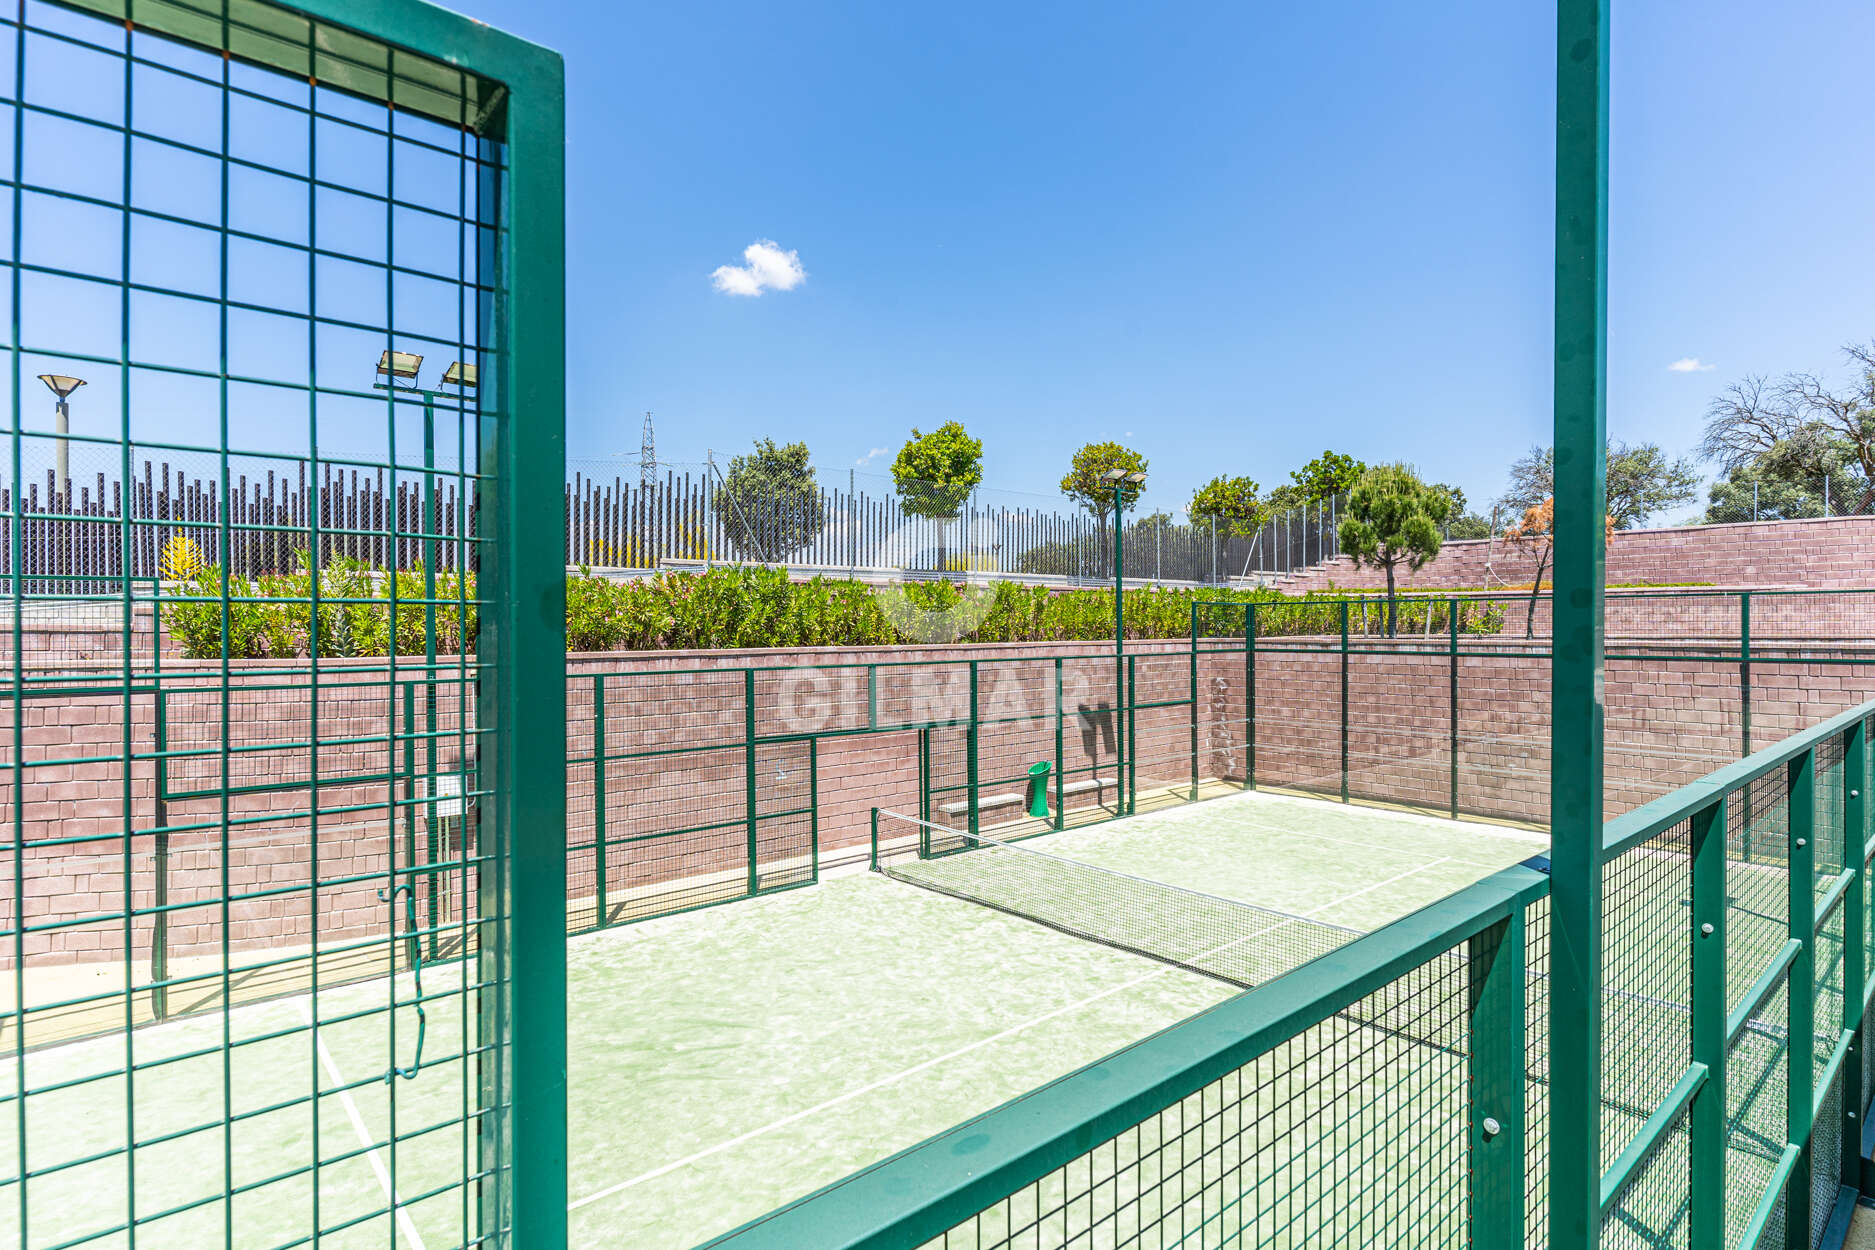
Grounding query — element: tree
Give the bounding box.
[1703,423,1866,521]
[1060,442,1149,560]
[1289,450,1365,505]
[1336,464,1448,636]
[1701,344,1875,515]
[892,421,984,571]
[1430,482,1492,540]
[1498,441,1698,529]
[1504,498,1615,637]
[714,438,823,563]
[1188,475,1265,537]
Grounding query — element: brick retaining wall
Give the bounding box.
[7,637,1875,970]
[1276,514,1875,594]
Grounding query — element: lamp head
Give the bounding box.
[376,350,424,384]
[37,374,86,401]
[440,361,478,390]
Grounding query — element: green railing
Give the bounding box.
[701,699,1875,1249]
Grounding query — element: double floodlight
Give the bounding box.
[376,351,478,392]
[1100,468,1147,485]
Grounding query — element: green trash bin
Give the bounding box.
[1026,761,1052,818]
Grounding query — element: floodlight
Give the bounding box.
[376,350,423,382]
[441,361,478,390]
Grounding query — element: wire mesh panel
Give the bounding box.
[0,2,559,1247]
[914,947,1475,1250]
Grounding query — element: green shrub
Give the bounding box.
[168,561,1507,656]
[163,553,478,659]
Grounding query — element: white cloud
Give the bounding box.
[856,447,887,467]
[1668,357,1715,373]
[711,239,807,297]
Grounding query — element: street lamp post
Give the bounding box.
[376,351,476,955]
[36,374,86,505]
[1102,467,1147,814]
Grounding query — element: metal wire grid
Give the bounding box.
[913,947,1474,1250]
[1728,976,1792,1250]
[1,1,505,1245]
[1525,895,1552,1249]
[1809,1070,1843,1250]
[562,669,818,931]
[1598,831,1693,1172]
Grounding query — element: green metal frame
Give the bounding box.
[1,1,566,1246]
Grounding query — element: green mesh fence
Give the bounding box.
[703,701,1875,1250]
[0,1,563,1246]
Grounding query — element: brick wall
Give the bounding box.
[7,637,1875,970]
[1276,514,1875,593]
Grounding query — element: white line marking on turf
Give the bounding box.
[1299,859,1451,918]
[568,851,1466,1215]
[296,999,428,1250]
[566,953,1222,1212]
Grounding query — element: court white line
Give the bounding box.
[569,853,1444,1214]
[565,949,1220,1212]
[1298,858,1453,918]
[296,999,428,1250]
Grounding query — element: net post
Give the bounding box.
[1339,599,1349,804]
[1466,907,1526,1247]
[869,806,880,871]
[1689,794,1728,1248]
[1789,746,1818,1241]
[1844,715,1868,1193]
[809,739,820,881]
[593,673,606,929]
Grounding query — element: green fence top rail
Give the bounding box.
[698,863,1548,1250]
[47,0,563,129]
[1603,696,1875,858]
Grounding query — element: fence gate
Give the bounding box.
[2,3,565,1249]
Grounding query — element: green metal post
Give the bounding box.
[968,661,980,837]
[1339,599,1350,804]
[593,675,607,929]
[1741,591,1753,760]
[809,740,820,882]
[1113,480,1126,809]
[745,668,759,897]
[1189,604,1200,800]
[1689,796,1728,1249]
[402,681,420,967]
[867,663,877,732]
[1466,909,1526,1247]
[918,728,930,827]
[1789,747,1818,1244]
[1245,602,1257,788]
[1550,3,1611,1247]
[1449,597,1460,820]
[1127,655,1138,815]
[152,693,170,1021]
[472,20,569,1243]
[1843,718,1866,1191]
[1053,657,1065,830]
[869,807,880,871]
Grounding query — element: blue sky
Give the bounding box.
[455,1,1872,520]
